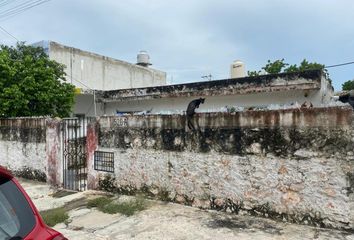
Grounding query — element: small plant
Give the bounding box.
[87,196,146,216]
[87,196,113,208]
[247,70,261,77]
[102,200,144,215]
[40,207,69,227]
[262,59,289,74]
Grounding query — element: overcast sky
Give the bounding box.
[1,0,353,90]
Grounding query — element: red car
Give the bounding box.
[0,166,67,240]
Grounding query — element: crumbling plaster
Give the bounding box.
[93,107,354,229]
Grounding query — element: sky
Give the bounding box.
[0,0,354,91]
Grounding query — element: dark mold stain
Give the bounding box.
[0,118,46,143]
[12,167,46,182]
[161,129,185,151]
[346,172,354,195]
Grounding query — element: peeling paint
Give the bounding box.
[98,70,323,102]
[86,121,99,189]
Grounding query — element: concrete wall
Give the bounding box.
[48,41,166,91]
[0,118,47,181]
[99,70,334,116]
[73,94,104,117]
[90,107,354,230]
[104,89,322,115]
[0,118,62,185]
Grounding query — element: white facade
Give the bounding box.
[103,89,326,115]
[100,71,334,116]
[32,41,167,117]
[33,41,166,91]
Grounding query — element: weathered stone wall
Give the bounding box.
[93,107,354,230]
[0,118,61,184]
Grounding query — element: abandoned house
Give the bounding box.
[31,42,336,117]
[94,69,334,116]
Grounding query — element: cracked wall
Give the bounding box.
[93,107,354,230]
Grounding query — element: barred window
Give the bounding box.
[94,151,114,173]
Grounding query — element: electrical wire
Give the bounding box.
[0,0,18,8]
[0,0,39,15]
[0,0,51,21]
[0,24,19,41]
[325,61,354,69]
[66,73,98,116]
[0,0,49,18]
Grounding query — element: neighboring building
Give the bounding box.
[96,70,334,116]
[29,41,335,116]
[32,41,167,116]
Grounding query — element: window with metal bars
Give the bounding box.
[94,151,114,173]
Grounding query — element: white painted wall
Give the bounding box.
[103,88,325,115]
[0,141,46,174]
[73,94,104,117]
[47,41,166,91]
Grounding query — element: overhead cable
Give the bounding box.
[325,61,354,69]
[0,24,19,41]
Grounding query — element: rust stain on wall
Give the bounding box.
[46,119,61,186]
[86,121,99,189]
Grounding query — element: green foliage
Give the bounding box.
[260,58,325,75]
[248,59,331,83]
[283,64,298,73]
[296,59,324,72]
[262,59,289,74]
[247,70,261,77]
[0,43,75,117]
[342,80,354,91]
[87,196,113,208]
[40,207,69,227]
[87,196,146,216]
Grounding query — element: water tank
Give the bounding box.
[137,50,152,67]
[230,60,246,78]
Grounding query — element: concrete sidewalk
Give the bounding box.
[22,179,354,240]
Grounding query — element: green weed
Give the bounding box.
[40,207,69,227]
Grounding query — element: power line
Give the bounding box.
[0,0,37,15]
[325,61,354,69]
[0,24,19,41]
[0,0,17,8]
[0,0,51,21]
[0,0,49,19]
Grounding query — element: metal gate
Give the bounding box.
[62,117,90,191]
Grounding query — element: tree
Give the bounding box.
[342,80,354,91]
[0,43,75,118]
